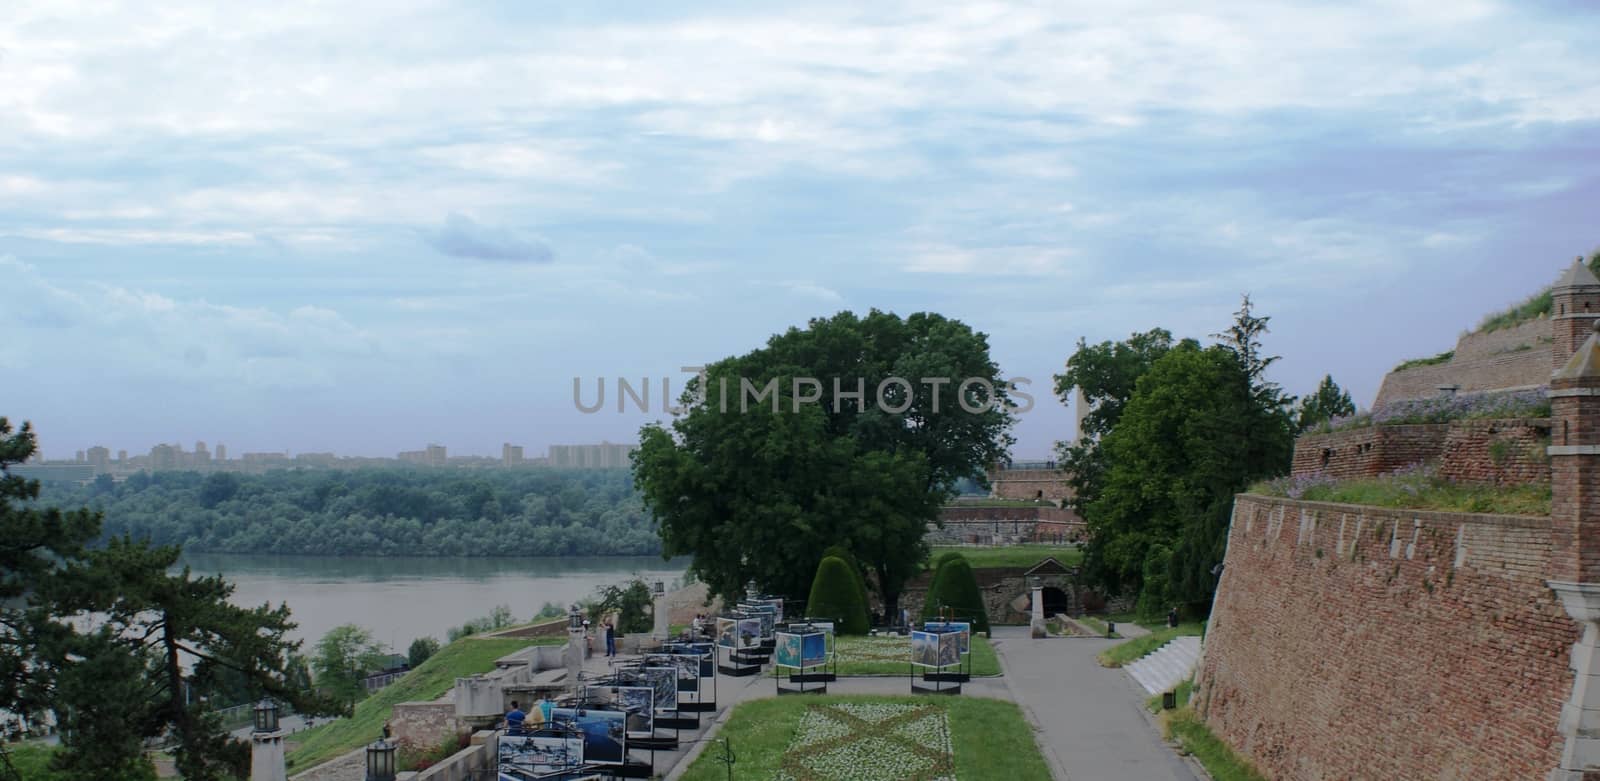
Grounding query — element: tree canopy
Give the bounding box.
[37,467,657,557]
[1053,328,1180,510]
[1296,374,1356,431]
[1072,300,1296,615]
[634,310,1016,618]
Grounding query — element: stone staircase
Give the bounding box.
[1125,635,1202,696]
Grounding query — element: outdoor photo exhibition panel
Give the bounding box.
[773,630,830,695]
[909,629,963,694]
[497,727,583,779]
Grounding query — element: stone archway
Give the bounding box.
[1042,586,1070,617]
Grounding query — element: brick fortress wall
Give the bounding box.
[1373,318,1550,409]
[1194,494,1576,780]
[1291,418,1550,487]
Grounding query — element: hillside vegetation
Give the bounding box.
[41,468,659,556]
[1474,250,1598,334]
[286,636,551,770]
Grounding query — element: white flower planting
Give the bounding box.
[775,702,954,781]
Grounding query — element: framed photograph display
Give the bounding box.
[548,708,626,766]
[497,732,582,776]
[910,630,940,668]
[774,632,802,669]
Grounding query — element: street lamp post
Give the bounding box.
[249,699,287,781]
[567,603,586,693]
[365,735,396,781]
[653,580,669,642]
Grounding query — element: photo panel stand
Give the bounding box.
[543,699,647,780]
[789,619,838,683]
[718,613,767,675]
[641,650,700,731]
[571,676,661,778]
[659,641,718,713]
[922,617,975,684]
[496,721,601,781]
[773,630,830,696]
[909,628,964,695]
[603,662,681,754]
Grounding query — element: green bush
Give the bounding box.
[821,544,871,616]
[807,556,870,635]
[921,555,989,635]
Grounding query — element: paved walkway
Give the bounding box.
[991,627,1197,781]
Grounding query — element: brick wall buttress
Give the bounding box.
[1195,495,1576,781]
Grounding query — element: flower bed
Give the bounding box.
[775,703,954,781]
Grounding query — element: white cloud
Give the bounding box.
[0,257,385,388]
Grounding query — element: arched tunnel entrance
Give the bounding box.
[1042,586,1070,617]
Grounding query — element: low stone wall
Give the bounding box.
[1437,417,1551,485]
[1290,424,1449,479]
[1290,419,1551,487]
[1195,494,1576,781]
[391,702,457,750]
[931,505,1086,545]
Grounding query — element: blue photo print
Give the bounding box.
[548,707,626,765]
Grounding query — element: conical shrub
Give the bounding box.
[807,555,870,635]
[821,544,870,615]
[921,555,989,635]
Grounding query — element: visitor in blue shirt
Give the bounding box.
[505,700,526,732]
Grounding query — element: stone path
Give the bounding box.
[991,627,1197,781]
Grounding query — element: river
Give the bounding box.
[175,553,687,652]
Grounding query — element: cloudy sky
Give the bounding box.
[3,1,1597,461]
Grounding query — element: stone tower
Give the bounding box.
[1547,318,1600,780]
[1552,258,1600,371]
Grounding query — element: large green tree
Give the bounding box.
[1052,329,1179,509]
[1080,299,1294,614]
[634,310,1016,619]
[311,624,389,712]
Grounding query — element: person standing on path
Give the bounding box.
[605,619,617,657]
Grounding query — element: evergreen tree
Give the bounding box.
[1296,374,1356,431]
[820,544,870,620]
[806,556,870,635]
[1,416,338,780]
[920,556,990,635]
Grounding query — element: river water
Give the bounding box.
[175,553,686,652]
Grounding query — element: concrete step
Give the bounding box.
[1125,636,1201,696]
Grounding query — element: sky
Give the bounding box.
[3,1,1598,461]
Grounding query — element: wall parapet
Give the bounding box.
[1195,494,1574,781]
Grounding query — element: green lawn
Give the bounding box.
[929,545,1082,570]
[1097,623,1205,668]
[287,636,555,771]
[676,695,1051,781]
[1075,615,1120,639]
[6,742,71,781]
[829,634,1001,676]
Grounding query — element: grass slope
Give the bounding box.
[929,545,1082,570]
[676,695,1051,781]
[829,634,1001,676]
[1097,623,1205,668]
[6,742,71,781]
[287,636,552,771]
[1147,682,1267,781]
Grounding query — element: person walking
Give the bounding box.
[604,619,617,657]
